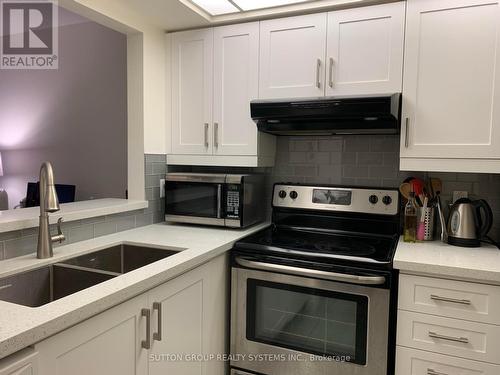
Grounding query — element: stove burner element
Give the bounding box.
[314,239,376,256]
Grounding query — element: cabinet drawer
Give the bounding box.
[397,310,500,364]
[396,346,500,375]
[399,274,500,325]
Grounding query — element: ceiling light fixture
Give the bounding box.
[188,0,320,16]
[190,0,239,15]
[233,0,315,11]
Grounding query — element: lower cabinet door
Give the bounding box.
[148,254,228,375]
[36,294,149,375]
[0,348,38,375]
[396,346,500,375]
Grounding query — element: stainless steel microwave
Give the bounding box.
[164,173,266,228]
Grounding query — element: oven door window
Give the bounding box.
[247,279,368,365]
[165,182,220,218]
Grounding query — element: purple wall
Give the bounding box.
[0,7,127,208]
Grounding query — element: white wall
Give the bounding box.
[59,0,167,154]
[56,0,168,201]
[0,8,128,208]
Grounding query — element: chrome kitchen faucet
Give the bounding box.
[37,162,65,259]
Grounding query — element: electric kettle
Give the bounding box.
[447,198,493,247]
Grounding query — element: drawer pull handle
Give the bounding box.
[430,294,471,305]
[428,331,469,344]
[427,369,448,375]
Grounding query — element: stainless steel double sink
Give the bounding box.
[0,245,177,307]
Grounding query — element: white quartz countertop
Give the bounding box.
[0,199,148,233]
[394,238,500,284]
[0,221,269,359]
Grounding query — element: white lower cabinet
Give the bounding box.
[0,348,39,375]
[148,254,228,375]
[396,273,500,374]
[37,294,148,375]
[396,346,500,375]
[34,254,228,375]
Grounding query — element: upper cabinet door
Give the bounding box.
[171,29,213,155]
[259,13,327,99]
[326,2,405,96]
[213,23,259,156]
[401,0,500,159]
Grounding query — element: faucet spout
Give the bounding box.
[37,162,65,259]
[39,161,60,213]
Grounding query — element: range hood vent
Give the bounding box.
[250,93,401,136]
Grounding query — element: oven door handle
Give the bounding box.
[235,257,386,285]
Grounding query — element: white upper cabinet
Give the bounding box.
[259,13,327,99]
[213,23,259,156]
[168,25,275,166]
[326,2,405,96]
[171,29,213,155]
[401,0,500,172]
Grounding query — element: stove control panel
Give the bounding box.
[273,184,399,215]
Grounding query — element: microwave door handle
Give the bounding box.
[217,184,223,219]
[235,257,386,285]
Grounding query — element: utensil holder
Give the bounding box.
[418,207,435,241]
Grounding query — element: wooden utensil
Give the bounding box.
[430,178,443,198]
[399,182,412,200]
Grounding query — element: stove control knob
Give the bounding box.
[382,195,393,205]
[289,191,298,200]
[369,195,378,204]
[278,190,287,199]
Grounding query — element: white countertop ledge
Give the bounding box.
[0,199,148,233]
[394,238,500,284]
[0,221,269,360]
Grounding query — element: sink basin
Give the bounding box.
[0,245,177,307]
[0,265,114,307]
[60,244,178,274]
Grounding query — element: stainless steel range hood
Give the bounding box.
[250,93,401,136]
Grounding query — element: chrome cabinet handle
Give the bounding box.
[235,257,385,285]
[214,122,219,148]
[141,308,151,349]
[204,123,209,147]
[428,331,469,344]
[328,58,334,88]
[404,118,410,148]
[316,58,321,89]
[153,302,162,342]
[430,294,472,305]
[427,369,448,375]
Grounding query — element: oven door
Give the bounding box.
[231,257,390,375]
[165,180,225,226]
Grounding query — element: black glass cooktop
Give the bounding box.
[235,226,398,265]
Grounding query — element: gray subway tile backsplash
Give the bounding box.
[4,140,497,261]
[271,135,500,242]
[0,154,167,260]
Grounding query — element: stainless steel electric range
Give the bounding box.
[230,183,400,375]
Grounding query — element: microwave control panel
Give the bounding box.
[226,184,241,219]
